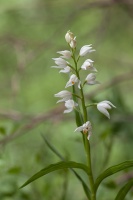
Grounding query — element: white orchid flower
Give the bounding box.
[54,90,72,103]
[85,73,99,85]
[70,37,76,49]
[75,121,92,140]
[57,50,72,59]
[81,59,97,72]
[64,100,78,113]
[59,66,71,73]
[65,30,74,43]
[79,45,95,57]
[52,58,69,69]
[97,100,116,119]
[65,74,81,89]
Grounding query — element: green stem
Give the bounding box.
[85,137,96,200]
[72,93,82,99]
[80,86,96,200]
[86,103,97,108]
[72,51,96,200]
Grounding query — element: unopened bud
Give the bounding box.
[65,30,74,43]
[70,37,76,49]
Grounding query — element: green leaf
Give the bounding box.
[42,135,91,199]
[20,161,89,188]
[95,160,133,192]
[42,135,65,161]
[115,178,133,200]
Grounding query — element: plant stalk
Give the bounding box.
[72,52,96,200]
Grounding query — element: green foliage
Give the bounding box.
[114,179,133,200]
[20,161,89,188]
[42,136,91,199]
[95,161,133,192]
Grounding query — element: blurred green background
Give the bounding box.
[0,0,133,199]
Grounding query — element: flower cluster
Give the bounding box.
[52,30,116,140]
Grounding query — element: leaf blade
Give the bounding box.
[95,160,133,192]
[20,161,89,188]
[115,178,133,200]
[42,135,91,199]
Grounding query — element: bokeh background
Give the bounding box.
[0,0,133,199]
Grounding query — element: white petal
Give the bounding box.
[59,66,70,73]
[102,100,116,108]
[98,102,112,109]
[85,121,91,127]
[65,100,74,108]
[75,126,84,132]
[57,50,72,59]
[87,131,92,140]
[54,90,70,97]
[56,99,65,103]
[65,74,78,88]
[79,45,95,56]
[65,81,73,88]
[65,30,74,43]
[64,108,73,113]
[70,37,76,48]
[97,105,110,119]
[85,73,99,85]
[52,58,67,66]
[64,100,77,113]
[56,97,71,103]
[51,66,65,69]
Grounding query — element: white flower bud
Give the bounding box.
[57,50,72,59]
[65,74,81,89]
[65,30,74,43]
[52,58,70,69]
[85,73,100,85]
[59,66,71,73]
[70,37,76,49]
[81,59,97,72]
[54,90,72,103]
[64,100,78,113]
[97,101,116,119]
[79,45,95,56]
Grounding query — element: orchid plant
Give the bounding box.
[21,31,133,200]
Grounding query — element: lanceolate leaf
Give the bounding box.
[115,178,133,200]
[95,161,133,191]
[42,135,65,161]
[42,135,91,199]
[20,161,89,188]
